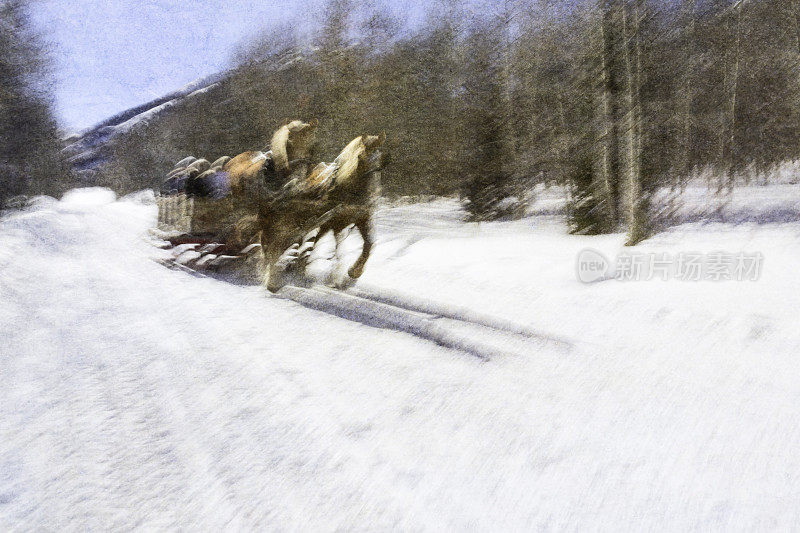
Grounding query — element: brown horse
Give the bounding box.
[185,119,319,246]
[258,132,386,292]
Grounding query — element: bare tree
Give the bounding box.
[678,0,697,190]
[718,0,745,193]
[95,0,800,230]
[597,0,620,226]
[0,0,69,205]
[621,0,647,244]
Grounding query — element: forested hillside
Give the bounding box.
[68,0,800,238]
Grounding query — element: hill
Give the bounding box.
[61,72,225,184]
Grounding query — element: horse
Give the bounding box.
[257,131,387,292]
[178,119,319,247]
[163,119,318,201]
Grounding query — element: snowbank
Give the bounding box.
[1,186,799,530]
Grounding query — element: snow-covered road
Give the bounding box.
[1,188,800,530]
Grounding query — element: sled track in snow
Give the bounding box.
[276,284,573,361]
[151,239,572,360]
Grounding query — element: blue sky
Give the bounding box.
[30,0,327,132]
[28,0,486,132]
[29,0,467,132]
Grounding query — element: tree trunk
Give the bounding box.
[719,2,742,193]
[622,0,647,245]
[678,0,696,193]
[598,0,619,226]
[498,0,516,174]
[727,3,742,191]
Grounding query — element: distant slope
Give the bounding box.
[62,72,225,178]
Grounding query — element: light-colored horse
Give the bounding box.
[177,119,319,248]
[222,118,318,200]
[258,132,386,292]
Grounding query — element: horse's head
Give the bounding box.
[361,131,387,174]
[271,118,318,173]
[361,131,386,153]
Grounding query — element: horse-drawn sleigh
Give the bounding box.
[154,119,387,291]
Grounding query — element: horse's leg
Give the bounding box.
[348,215,373,280]
[296,222,328,278]
[260,222,293,293]
[328,224,352,287]
[262,243,288,292]
[260,228,277,291]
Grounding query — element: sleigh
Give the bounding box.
[154,124,385,290]
[153,151,347,281]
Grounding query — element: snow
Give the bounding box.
[110,83,219,136]
[1,185,800,530]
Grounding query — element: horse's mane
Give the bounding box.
[333,136,366,187]
[269,123,293,172]
[270,118,317,171]
[270,119,318,173]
